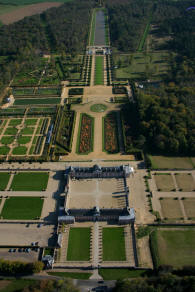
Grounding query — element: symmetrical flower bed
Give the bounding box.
[103,113,119,153]
[78,114,93,154]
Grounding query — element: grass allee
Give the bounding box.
[102,227,126,261]
[0,172,11,190]
[67,227,90,261]
[1,197,43,220]
[95,56,104,85]
[10,172,49,191]
[150,229,195,268]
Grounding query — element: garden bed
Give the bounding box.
[103,113,119,153]
[77,113,94,154]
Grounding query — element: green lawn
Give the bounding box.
[8,119,22,126]
[12,146,27,155]
[24,118,38,126]
[1,136,15,145]
[0,146,10,155]
[99,269,146,280]
[17,136,31,144]
[149,156,194,169]
[150,229,195,268]
[48,272,92,279]
[10,172,49,191]
[14,98,61,105]
[67,228,91,261]
[95,56,104,85]
[4,127,18,135]
[90,104,107,112]
[20,127,34,135]
[0,172,11,190]
[1,197,44,220]
[102,227,126,261]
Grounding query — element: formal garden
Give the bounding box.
[77,113,94,154]
[0,117,50,157]
[103,113,119,153]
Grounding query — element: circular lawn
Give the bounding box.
[90,104,107,113]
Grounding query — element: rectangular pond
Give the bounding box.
[94,10,106,46]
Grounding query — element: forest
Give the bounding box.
[136,86,195,155]
[106,0,153,51]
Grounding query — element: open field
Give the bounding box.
[160,198,183,219]
[175,173,195,191]
[183,199,195,219]
[1,197,43,220]
[149,156,195,169]
[102,227,126,261]
[154,174,175,191]
[151,229,195,268]
[10,172,49,191]
[67,228,91,261]
[114,52,169,80]
[0,172,10,190]
[0,2,62,25]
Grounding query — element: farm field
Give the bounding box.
[0,172,11,190]
[94,56,104,85]
[102,227,126,261]
[10,172,49,191]
[77,113,94,154]
[154,174,175,191]
[160,198,183,219]
[175,173,195,191]
[0,2,62,25]
[149,156,195,169]
[1,197,44,220]
[114,52,169,80]
[151,229,195,268]
[103,113,119,153]
[67,228,91,261]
